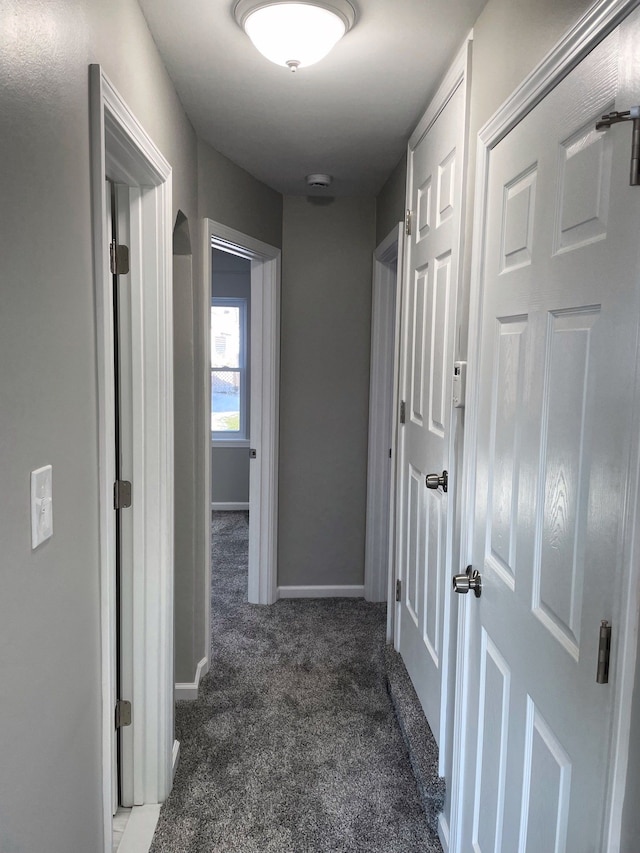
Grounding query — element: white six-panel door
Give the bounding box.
[458,14,640,852]
[397,47,469,747]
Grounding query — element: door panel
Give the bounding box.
[460,16,640,852]
[397,73,467,744]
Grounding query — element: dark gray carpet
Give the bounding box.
[150,512,443,852]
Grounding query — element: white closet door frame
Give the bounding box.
[449,1,640,850]
[365,223,403,609]
[90,65,175,853]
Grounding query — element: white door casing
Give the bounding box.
[453,4,640,851]
[203,220,280,619]
[90,65,175,852]
[365,224,403,607]
[396,39,471,755]
[110,181,137,807]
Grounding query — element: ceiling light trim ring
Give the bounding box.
[233,0,356,33]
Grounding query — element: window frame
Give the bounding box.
[211,296,248,443]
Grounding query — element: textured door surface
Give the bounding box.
[460,17,640,853]
[397,76,466,744]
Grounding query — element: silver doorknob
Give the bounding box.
[426,470,448,492]
[453,565,482,598]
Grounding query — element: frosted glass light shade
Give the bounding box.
[240,2,351,70]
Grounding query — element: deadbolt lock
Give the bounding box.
[453,565,482,598]
[426,470,448,492]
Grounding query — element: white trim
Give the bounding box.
[174,656,210,700]
[385,225,405,645]
[172,740,180,780]
[211,294,248,440]
[116,805,161,853]
[408,31,473,150]
[91,65,174,852]
[277,585,365,599]
[203,219,280,628]
[211,501,250,511]
[606,376,640,851]
[481,0,638,149]
[364,224,402,604]
[438,813,451,853]
[449,2,640,851]
[374,222,401,261]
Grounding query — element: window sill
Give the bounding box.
[211,438,250,448]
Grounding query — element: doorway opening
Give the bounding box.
[211,249,252,512]
[364,223,403,626]
[202,220,281,674]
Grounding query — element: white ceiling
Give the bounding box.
[138,0,487,196]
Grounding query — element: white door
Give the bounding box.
[458,16,640,852]
[397,52,468,745]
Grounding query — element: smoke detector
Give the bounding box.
[306,173,333,189]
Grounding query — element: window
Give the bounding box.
[211,297,247,439]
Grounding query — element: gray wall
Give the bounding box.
[211,450,251,504]
[211,250,251,505]
[0,0,198,850]
[198,139,283,249]
[278,196,376,588]
[375,154,407,246]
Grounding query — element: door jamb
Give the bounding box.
[203,219,280,623]
[365,224,403,613]
[90,64,174,853]
[449,1,640,850]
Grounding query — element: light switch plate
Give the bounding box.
[31,465,53,549]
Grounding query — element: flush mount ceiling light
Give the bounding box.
[234,0,356,72]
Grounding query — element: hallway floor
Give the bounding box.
[150,512,442,852]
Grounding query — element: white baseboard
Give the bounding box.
[172,739,180,780]
[211,501,249,511]
[175,656,209,700]
[277,585,365,599]
[117,804,161,853]
[438,812,450,852]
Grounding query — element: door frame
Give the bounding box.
[90,66,175,852]
[449,1,640,849]
[203,219,280,622]
[364,224,403,611]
